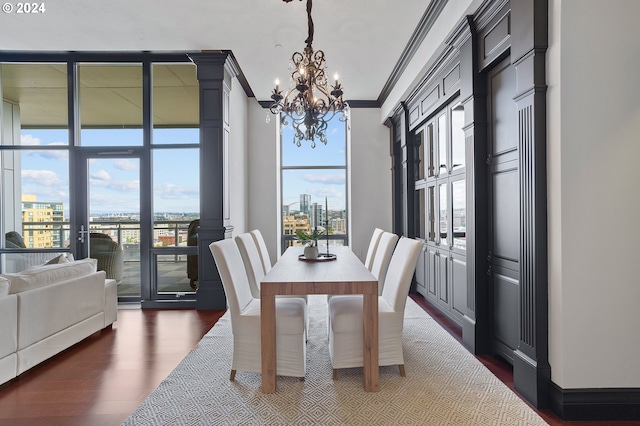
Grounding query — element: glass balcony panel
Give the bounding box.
[156,254,195,294]
[152,149,200,248]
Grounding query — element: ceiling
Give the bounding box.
[0,0,436,104]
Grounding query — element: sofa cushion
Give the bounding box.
[3,258,98,294]
[17,270,106,351]
[0,277,9,296]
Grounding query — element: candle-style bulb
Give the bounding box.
[334,73,339,85]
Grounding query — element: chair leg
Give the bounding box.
[230,370,236,381]
[333,369,338,380]
[398,364,406,377]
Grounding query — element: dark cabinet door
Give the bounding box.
[487,57,520,363]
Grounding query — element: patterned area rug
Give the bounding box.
[122,296,548,425]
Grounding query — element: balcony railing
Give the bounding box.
[10,219,198,252]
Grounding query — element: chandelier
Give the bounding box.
[269,0,350,148]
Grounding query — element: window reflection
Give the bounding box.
[451,104,465,171]
[416,130,424,181]
[416,188,425,239]
[439,183,448,246]
[438,113,447,175]
[452,180,466,250]
[427,123,435,178]
[428,186,436,242]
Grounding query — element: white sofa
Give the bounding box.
[0,257,117,386]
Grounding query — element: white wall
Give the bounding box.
[349,108,393,261]
[228,77,250,236]
[547,0,640,389]
[247,100,279,264]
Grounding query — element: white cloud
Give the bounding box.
[91,170,111,181]
[312,187,343,199]
[21,169,62,187]
[301,174,345,185]
[155,182,198,200]
[114,159,137,171]
[106,180,139,191]
[20,134,41,145]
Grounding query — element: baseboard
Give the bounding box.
[549,382,640,421]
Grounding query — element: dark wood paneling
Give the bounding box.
[443,64,461,95]
[437,251,449,305]
[483,11,511,59]
[190,52,236,310]
[492,268,519,362]
[421,86,440,117]
[451,254,467,318]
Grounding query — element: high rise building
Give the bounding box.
[299,194,311,215]
[21,194,64,248]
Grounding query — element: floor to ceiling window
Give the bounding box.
[0,55,200,306]
[279,114,349,252]
[1,63,71,271]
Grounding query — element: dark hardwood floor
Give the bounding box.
[0,298,637,425]
[0,308,224,426]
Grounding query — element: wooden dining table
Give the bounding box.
[260,246,379,393]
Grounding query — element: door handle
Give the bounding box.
[77,225,88,243]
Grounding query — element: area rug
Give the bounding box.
[122,296,548,425]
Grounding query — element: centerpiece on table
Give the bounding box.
[295,229,325,260]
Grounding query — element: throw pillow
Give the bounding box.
[0,277,9,296]
[44,254,65,265]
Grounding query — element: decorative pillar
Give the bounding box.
[456,16,492,355]
[511,0,551,408]
[189,52,238,310]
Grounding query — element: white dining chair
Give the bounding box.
[249,229,272,274]
[328,236,422,379]
[326,230,396,338]
[236,232,308,335]
[364,228,384,270]
[235,232,265,298]
[370,231,399,295]
[209,239,307,380]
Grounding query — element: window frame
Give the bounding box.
[278,114,350,254]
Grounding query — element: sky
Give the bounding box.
[280,114,348,212]
[14,115,346,218]
[17,128,199,216]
